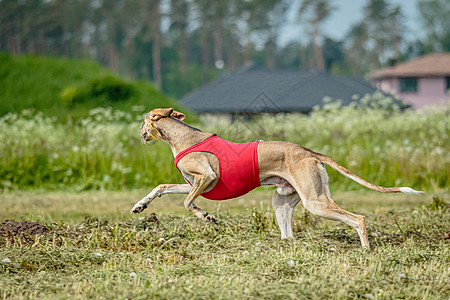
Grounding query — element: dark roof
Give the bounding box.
[180,64,380,113]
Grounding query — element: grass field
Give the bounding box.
[1,54,448,298]
[1,57,449,298]
[0,190,448,299]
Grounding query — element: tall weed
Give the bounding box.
[0,101,448,192]
[203,101,449,191]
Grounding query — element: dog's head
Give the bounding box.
[140,108,185,143]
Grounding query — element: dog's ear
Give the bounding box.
[150,108,174,121]
[171,110,185,121]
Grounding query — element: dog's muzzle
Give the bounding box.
[141,131,148,141]
[141,129,156,146]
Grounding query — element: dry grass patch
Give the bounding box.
[0,190,448,299]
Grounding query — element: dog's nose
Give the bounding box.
[141,131,147,140]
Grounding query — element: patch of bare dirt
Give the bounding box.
[0,220,49,236]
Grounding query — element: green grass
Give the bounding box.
[0,53,182,120]
[0,190,448,299]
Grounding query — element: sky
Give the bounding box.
[278,0,423,46]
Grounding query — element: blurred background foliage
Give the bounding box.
[1,101,448,193]
[0,53,184,120]
[0,0,449,98]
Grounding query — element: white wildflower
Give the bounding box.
[287,260,295,267]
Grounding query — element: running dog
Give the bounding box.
[131,108,423,249]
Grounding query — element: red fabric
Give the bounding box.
[174,136,261,200]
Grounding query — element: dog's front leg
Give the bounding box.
[183,171,217,224]
[130,184,191,214]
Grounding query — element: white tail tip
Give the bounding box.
[399,187,424,194]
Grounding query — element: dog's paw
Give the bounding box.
[130,202,147,214]
[203,213,218,224]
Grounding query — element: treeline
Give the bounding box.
[1,0,449,97]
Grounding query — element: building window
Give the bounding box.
[400,77,418,93]
[446,77,450,92]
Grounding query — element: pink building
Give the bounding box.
[370,53,450,109]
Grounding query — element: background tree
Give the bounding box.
[237,0,286,68]
[169,0,190,74]
[418,0,450,52]
[1,0,445,97]
[345,22,368,75]
[150,0,162,90]
[322,37,345,73]
[297,0,334,70]
[345,0,406,75]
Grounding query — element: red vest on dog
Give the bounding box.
[174,136,261,200]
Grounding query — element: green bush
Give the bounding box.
[90,76,135,102]
[61,76,136,106]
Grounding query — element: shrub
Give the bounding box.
[61,76,136,106]
[89,76,135,102]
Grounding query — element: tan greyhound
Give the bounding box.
[131,108,423,249]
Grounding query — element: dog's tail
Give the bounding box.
[319,155,424,194]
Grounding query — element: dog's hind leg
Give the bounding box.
[272,190,301,239]
[130,184,191,214]
[291,159,370,249]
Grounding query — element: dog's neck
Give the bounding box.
[155,118,215,156]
